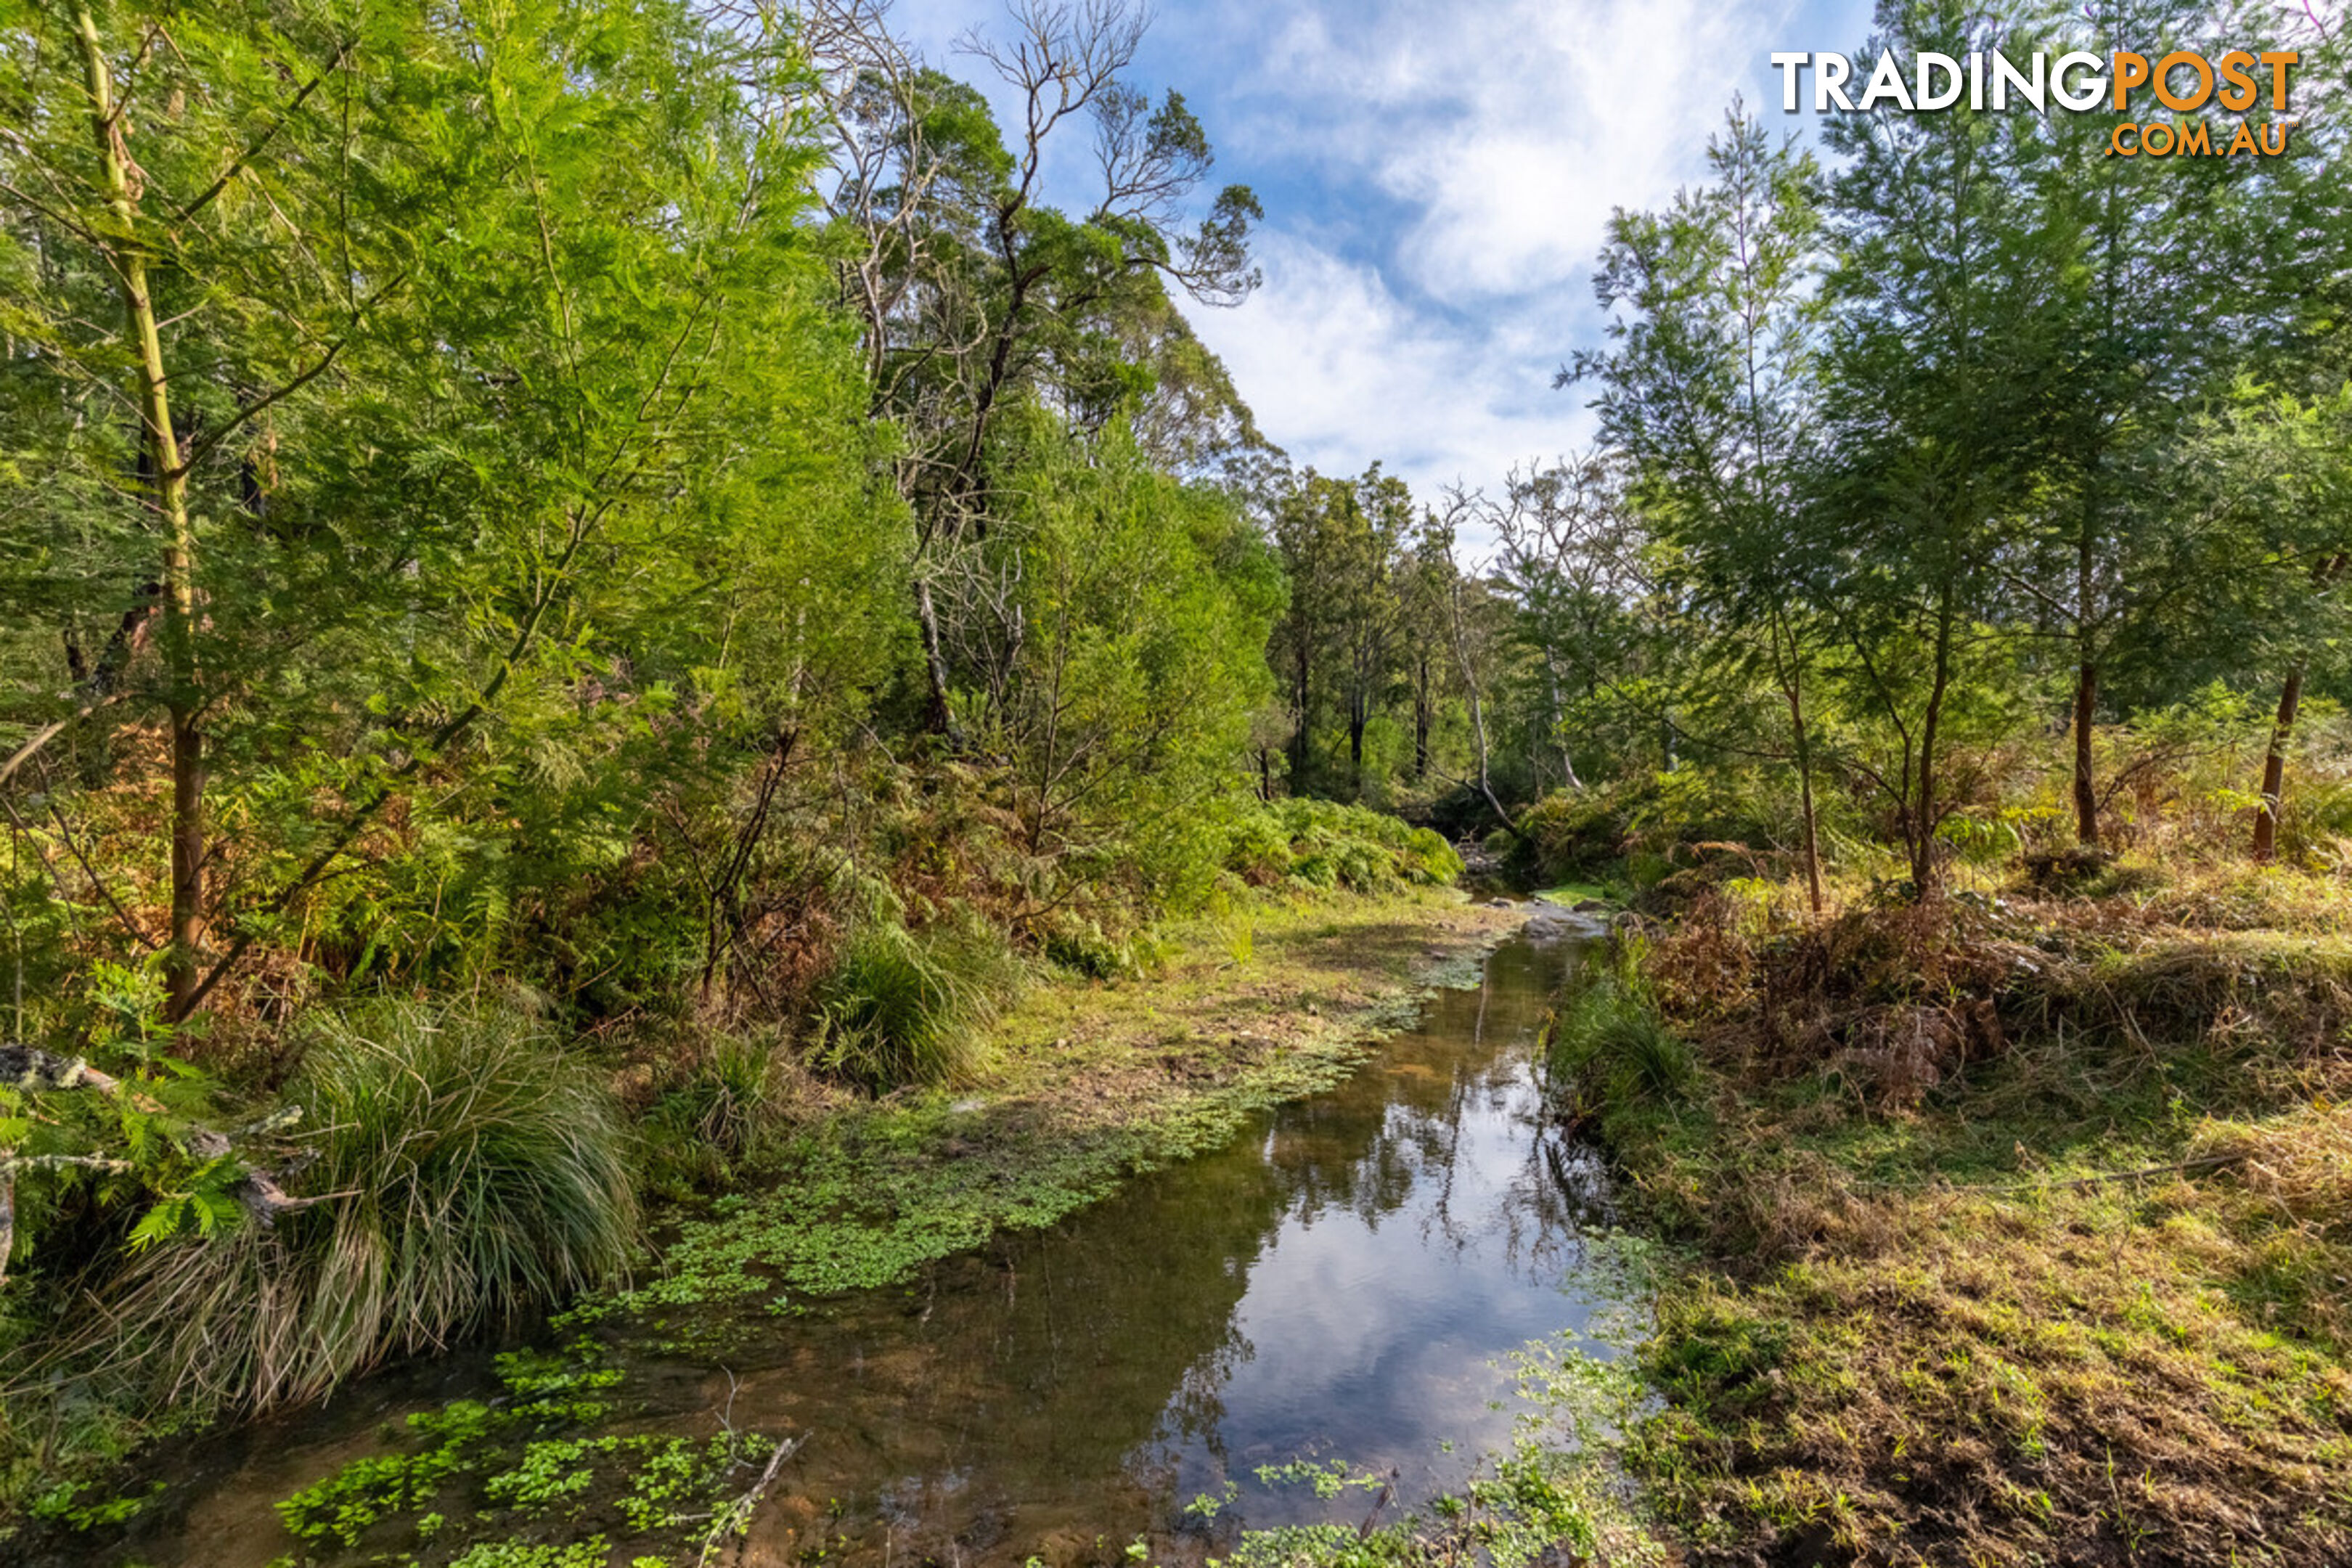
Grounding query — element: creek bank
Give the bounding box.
[608,887,1530,1321]
[1551,878,2352,1568]
[32,888,1545,1568]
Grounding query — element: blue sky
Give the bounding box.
[889,0,1878,502]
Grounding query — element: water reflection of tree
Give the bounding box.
[1252,934,1612,1281]
[743,934,1617,1565]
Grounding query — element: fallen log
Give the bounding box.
[0,1043,311,1289]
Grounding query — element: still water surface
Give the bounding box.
[97,920,1624,1566]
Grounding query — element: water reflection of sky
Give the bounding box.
[124,929,1627,1568]
[1132,931,1625,1529]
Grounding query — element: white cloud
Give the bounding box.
[875,0,1868,514]
[1180,230,1593,511]
[1179,0,1800,301]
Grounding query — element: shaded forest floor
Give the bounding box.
[1575,854,2352,1568]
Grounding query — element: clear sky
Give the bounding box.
[888,0,1879,504]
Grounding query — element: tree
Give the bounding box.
[1583,106,1832,908]
[2021,0,2312,849]
[806,0,1260,737]
[1265,466,1410,799]
[1805,0,2085,891]
[1423,499,1522,837]
[0,0,873,1019]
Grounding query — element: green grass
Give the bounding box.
[1581,881,2352,1567]
[811,916,1026,1091]
[1547,942,1695,1111]
[75,1002,639,1413]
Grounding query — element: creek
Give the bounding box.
[86,917,1633,1567]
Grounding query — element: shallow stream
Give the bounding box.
[86,918,1630,1567]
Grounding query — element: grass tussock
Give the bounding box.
[1547,941,1696,1117]
[812,917,1026,1092]
[637,1029,802,1192]
[73,1003,637,1413]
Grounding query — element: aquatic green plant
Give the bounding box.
[272,1340,766,1565]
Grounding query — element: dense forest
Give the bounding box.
[4,0,2351,1561]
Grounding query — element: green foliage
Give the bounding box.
[813,919,1024,1092]
[979,418,1285,913]
[91,1004,637,1411]
[1548,942,1695,1110]
[1225,799,1462,893]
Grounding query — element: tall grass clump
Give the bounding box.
[642,1030,793,1191]
[1548,939,1696,1111]
[812,918,1024,1091]
[79,1003,637,1412]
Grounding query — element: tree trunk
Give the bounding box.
[2071,660,2099,848]
[1777,618,1824,917]
[2253,665,2303,863]
[2072,454,2102,849]
[1541,652,1580,792]
[911,571,958,742]
[1289,645,1311,791]
[78,8,205,1019]
[1909,589,1956,894]
[1412,653,1430,780]
[1347,689,1365,799]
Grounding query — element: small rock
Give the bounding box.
[1487,897,1514,908]
[1572,898,1609,913]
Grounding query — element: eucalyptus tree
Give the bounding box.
[1477,453,1657,799]
[1581,107,1832,907]
[1423,497,1522,836]
[1265,466,1410,797]
[804,0,1260,737]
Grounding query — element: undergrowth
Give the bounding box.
[1548,857,2352,1567]
[51,1003,638,1414]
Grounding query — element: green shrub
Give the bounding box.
[1225,799,1463,894]
[1549,942,1695,1109]
[812,918,1024,1091]
[83,1003,638,1411]
[1038,914,1167,980]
